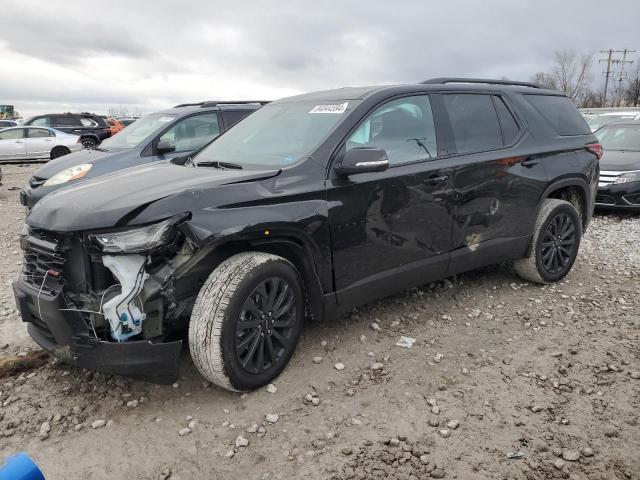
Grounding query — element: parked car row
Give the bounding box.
[12,78,603,391]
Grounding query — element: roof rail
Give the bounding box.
[421,78,541,89]
[173,100,271,108]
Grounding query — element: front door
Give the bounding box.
[24,128,55,158]
[327,94,452,308]
[0,128,26,161]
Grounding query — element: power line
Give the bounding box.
[599,49,635,107]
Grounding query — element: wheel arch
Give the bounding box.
[539,177,591,231]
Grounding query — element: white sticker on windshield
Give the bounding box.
[157,117,174,122]
[309,102,348,114]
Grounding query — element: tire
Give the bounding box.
[514,199,582,284]
[189,252,304,391]
[81,137,98,149]
[50,146,70,160]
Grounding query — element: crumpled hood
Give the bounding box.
[599,150,640,171]
[27,162,280,231]
[32,148,132,180]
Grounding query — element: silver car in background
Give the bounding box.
[0,126,83,162]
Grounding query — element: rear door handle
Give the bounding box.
[521,157,539,168]
[424,174,449,185]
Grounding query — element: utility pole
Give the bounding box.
[599,49,636,107]
[615,49,635,106]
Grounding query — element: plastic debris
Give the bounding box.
[395,336,417,348]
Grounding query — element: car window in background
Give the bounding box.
[0,129,24,140]
[195,100,358,168]
[525,95,590,136]
[52,115,81,127]
[30,117,51,127]
[587,114,637,131]
[26,128,52,138]
[494,96,520,144]
[100,114,178,149]
[595,125,640,151]
[158,113,220,153]
[443,93,503,154]
[222,110,253,128]
[79,117,99,127]
[347,95,438,165]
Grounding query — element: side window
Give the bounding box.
[79,117,99,127]
[494,96,520,145]
[347,95,438,166]
[31,117,50,127]
[27,128,51,138]
[52,115,81,127]
[158,113,220,152]
[222,110,252,129]
[524,95,590,136]
[0,129,24,140]
[443,94,503,154]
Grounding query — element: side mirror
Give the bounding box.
[334,147,389,176]
[156,140,176,154]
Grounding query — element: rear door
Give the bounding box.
[441,92,548,272]
[51,114,82,135]
[0,128,27,160]
[24,127,55,158]
[327,94,452,307]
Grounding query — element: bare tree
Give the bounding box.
[550,50,594,105]
[625,62,640,107]
[531,72,556,89]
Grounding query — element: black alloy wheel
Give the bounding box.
[235,276,297,374]
[540,212,577,275]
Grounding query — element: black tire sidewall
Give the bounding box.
[81,138,97,149]
[534,203,581,283]
[220,260,304,390]
[50,147,69,159]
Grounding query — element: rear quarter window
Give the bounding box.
[524,95,590,136]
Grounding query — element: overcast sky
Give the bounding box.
[1,0,638,117]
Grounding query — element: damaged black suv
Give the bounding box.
[13,79,600,391]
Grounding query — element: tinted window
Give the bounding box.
[443,94,502,154]
[222,110,253,128]
[30,117,50,127]
[0,129,24,140]
[347,95,438,166]
[525,95,590,136]
[158,113,220,153]
[494,97,520,145]
[79,117,99,127]
[52,115,81,127]
[27,128,52,138]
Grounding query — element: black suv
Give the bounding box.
[13,79,600,390]
[23,113,111,149]
[21,102,266,209]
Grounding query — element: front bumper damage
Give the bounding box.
[13,280,182,382]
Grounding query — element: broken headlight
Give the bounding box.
[43,164,92,187]
[90,214,187,254]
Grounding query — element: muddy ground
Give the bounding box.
[0,163,638,480]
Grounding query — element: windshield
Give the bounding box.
[595,124,640,151]
[194,100,357,168]
[100,114,178,149]
[588,114,637,131]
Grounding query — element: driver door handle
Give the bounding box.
[424,174,449,185]
[521,157,539,168]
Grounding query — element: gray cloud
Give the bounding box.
[2,0,639,117]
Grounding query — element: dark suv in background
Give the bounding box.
[23,113,111,149]
[21,101,267,209]
[14,79,600,390]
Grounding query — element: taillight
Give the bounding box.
[586,142,603,161]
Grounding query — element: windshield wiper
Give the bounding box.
[195,160,244,170]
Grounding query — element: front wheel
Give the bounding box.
[514,199,582,284]
[189,252,304,391]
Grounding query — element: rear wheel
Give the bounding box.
[189,252,304,391]
[81,137,98,149]
[514,199,581,284]
[50,146,70,160]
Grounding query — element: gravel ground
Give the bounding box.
[0,163,639,480]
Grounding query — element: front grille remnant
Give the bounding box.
[22,230,66,293]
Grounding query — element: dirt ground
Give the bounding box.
[0,163,638,480]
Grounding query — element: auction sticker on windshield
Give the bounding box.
[309,102,348,114]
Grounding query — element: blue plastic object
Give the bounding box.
[0,453,44,480]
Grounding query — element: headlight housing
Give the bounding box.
[43,164,92,187]
[613,171,640,184]
[89,214,188,254]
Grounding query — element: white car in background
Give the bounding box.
[0,126,83,162]
[587,111,640,132]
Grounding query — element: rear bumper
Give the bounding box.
[596,183,640,211]
[13,279,182,383]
